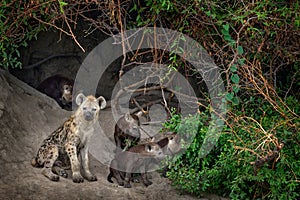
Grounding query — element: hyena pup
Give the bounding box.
[37,74,74,110]
[156,132,181,156]
[139,132,182,177]
[31,93,106,183]
[107,140,166,188]
[114,111,143,152]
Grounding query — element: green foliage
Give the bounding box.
[125,2,299,198]
[163,97,299,199]
[162,111,210,194]
[221,23,235,46]
[130,0,175,27]
[58,0,68,14]
[221,21,243,106]
[146,0,174,13]
[0,1,54,69]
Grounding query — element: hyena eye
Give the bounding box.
[83,107,87,110]
[92,108,97,112]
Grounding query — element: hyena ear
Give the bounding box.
[145,144,153,152]
[124,113,131,122]
[135,111,143,118]
[97,96,107,110]
[150,137,155,142]
[75,93,86,106]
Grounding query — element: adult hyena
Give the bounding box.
[31,93,106,183]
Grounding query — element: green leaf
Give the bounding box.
[221,29,229,36]
[146,0,152,6]
[136,14,141,22]
[15,49,20,57]
[224,34,232,41]
[205,11,211,16]
[58,0,68,13]
[238,58,245,65]
[231,74,240,84]
[230,64,237,72]
[232,96,239,105]
[225,92,234,101]
[232,85,240,93]
[237,45,244,55]
[229,40,236,46]
[222,23,229,31]
[59,1,68,6]
[129,3,137,12]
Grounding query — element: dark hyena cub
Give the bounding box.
[31,93,106,183]
[107,140,166,188]
[37,74,74,110]
[114,111,143,152]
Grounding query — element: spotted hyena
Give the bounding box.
[31,93,106,183]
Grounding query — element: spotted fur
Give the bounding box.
[31,93,106,183]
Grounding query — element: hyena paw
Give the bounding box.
[124,182,132,188]
[72,173,84,183]
[58,169,68,178]
[42,169,59,182]
[132,177,140,183]
[117,181,124,186]
[144,180,153,187]
[86,174,97,182]
[50,174,60,182]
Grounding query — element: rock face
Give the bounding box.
[0,70,211,200]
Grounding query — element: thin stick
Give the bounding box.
[63,14,85,52]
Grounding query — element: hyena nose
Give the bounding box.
[84,112,94,121]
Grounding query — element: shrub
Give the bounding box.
[163,97,299,199]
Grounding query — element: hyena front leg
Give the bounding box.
[124,164,134,188]
[110,159,124,186]
[140,172,152,187]
[40,145,60,181]
[81,146,97,181]
[65,142,84,183]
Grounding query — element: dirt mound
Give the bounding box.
[0,70,226,200]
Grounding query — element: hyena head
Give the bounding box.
[61,84,73,105]
[157,132,181,156]
[75,93,107,122]
[142,142,166,161]
[122,111,143,138]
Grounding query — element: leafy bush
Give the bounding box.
[0,1,55,69]
[163,97,299,199]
